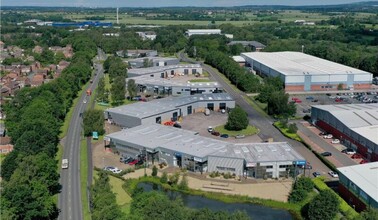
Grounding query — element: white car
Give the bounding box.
[328,171,339,178]
[83,99,87,104]
[112,168,122,174]
[331,139,340,144]
[323,134,333,139]
[207,126,214,133]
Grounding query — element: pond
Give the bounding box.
[137,182,293,220]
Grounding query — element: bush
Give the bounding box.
[225,106,249,131]
[289,188,308,203]
[308,190,339,220]
[223,172,233,179]
[295,177,314,192]
[168,172,180,185]
[160,172,168,184]
[151,165,158,177]
[178,174,189,190]
[287,123,298,134]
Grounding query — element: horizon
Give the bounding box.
[1,0,374,8]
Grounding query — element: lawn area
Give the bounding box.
[188,78,211,83]
[80,138,91,220]
[273,121,302,142]
[214,125,259,137]
[93,170,132,214]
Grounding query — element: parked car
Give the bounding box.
[112,168,122,174]
[351,153,363,159]
[211,131,220,136]
[300,162,312,170]
[313,172,321,177]
[135,160,144,166]
[312,99,319,102]
[328,171,338,178]
[323,134,333,139]
[120,157,131,163]
[331,139,340,144]
[319,131,328,136]
[306,96,314,100]
[342,148,356,155]
[303,109,311,113]
[292,97,299,101]
[321,152,332,157]
[295,99,302,103]
[221,109,226,114]
[220,134,229,138]
[360,159,369,164]
[235,134,246,139]
[128,159,138,165]
[173,123,182,128]
[207,126,214,133]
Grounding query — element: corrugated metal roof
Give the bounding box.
[211,142,305,163]
[128,64,200,76]
[106,124,303,162]
[338,162,378,202]
[127,75,221,88]
[106,93,233,119]
[241,51,372,76]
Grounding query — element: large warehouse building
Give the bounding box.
[241,52,373,91]
[127,64,202,78]
[337,162,378,211]
[311,104,378,162]
[105,94,235,128]
[105,124,305,179]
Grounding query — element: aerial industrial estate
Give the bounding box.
[1,2,378,220]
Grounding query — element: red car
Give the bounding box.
[360,159,369,164]
[295,99,302,103]
[292,97,299,101]
[211,131,220,136]
[335,99,342,102]
[351,153,363,159]
[128,159,138,165]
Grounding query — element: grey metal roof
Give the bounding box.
[127,76,221,88]
[312,104,378,128]
[241,51,372,76]
[211,142,305,163]
[128,56,178,63]
[106,124,303,162]
[128,64,201,76]
[338,162,378,202]
[106,124,228,158]
[312,103,378,144]
[106,93,233,119]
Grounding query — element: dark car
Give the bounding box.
[319,131,327,136]
[120,157,131,163]
[173,123,182,128]
[321,152,332,157]
[306,96,314,100]
[312,99,319,102]
[351,153,363,159]
[313,172,321,177]
[220,134,229,138]
[136,160,144,166]
[211,131,220,136]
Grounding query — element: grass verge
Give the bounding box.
[312,178,359,219]
[273,121,302,142]
[214,125,259,137]
[80,138,91,220]
[59,82,88,139]
[244,96,269,118]
[108,174,132,214]
[188,78,211,83]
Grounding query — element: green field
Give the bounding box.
[189,79,211,83]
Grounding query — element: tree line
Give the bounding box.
[0,33,97,219]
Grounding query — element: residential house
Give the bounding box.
[31,73,45,87]
[32,45,43,54]
[0,145,14,154]
[58,60,70,70]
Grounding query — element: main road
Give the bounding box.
[178,51,331,176]
[58,49,106,220]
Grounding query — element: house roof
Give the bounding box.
[0,136,11,145]
[241,51,372,76]
[338,162,378,202]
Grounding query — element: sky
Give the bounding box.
[2,0,367,7]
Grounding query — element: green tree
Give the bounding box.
[151,165,158,177]
[295,177,314,192]
[160,171,168,183]
[83,109,105,137]
[110,76,126,106]
[178,174,189,190]
[308,190,339,220]
[96,77,107,103]
[225,106,249,131]
[267,90,296,117]
[337,83,344,90]
[289,188,307,203]
[127,79,138,99]
[360,208,378,220]
[287,123,298,134]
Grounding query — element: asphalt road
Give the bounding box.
[178,51,331,177]
[58,49,105,220]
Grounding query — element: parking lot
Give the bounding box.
[290,91,378,117]
[181,111,262,143]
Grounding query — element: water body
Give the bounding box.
[138,182,293,220]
